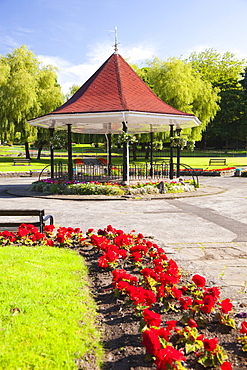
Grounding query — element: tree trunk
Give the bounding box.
[37,145,43,160]
[145,144,150,160]
[25,142,30,159]
[132,142,137,160]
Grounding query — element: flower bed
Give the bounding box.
[0,224,247,369]
[30,179,196,196]
[180,167,236,177]
[85,225,247,370]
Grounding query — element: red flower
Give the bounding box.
[204,295,215,306]
[220,361,232,370]
[201,294,215,313]
[143,309,161,328]
[141,268,159,281]
[156,327,171,341]
[142,328,161,356]
[166,320,177,331]
[18,228,29,237]
[219,298,233,314]
[192,274,206,287]
[112,269,138,285]
[203,337,218,351]
[188,319,198,328]
[197,334,204,340]
[46,239,54,246]
[56,233,65,243]
[171,286,182,300]
[129,286,156,307]
[155,345,185,369]
[131,251,142,262]
[98,255,109,268]
[106,225,114,232]
[204,286,221,301]
[180,297,193,310]
[44,224,55,233]
[115,280,131,292]
[34,232,44,240]
[240,321,247,334]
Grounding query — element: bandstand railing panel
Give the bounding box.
[54,162,169,181]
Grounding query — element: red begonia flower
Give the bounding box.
[220,361,232,370]
[142,328,161,356]
[188,319,198,328]
[203,337,218,351]
[192,274,206,287]
[219,298,233,314]
[143,309,161,328]
[240,321,247,334]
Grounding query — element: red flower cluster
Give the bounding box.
[0,223,83,248]
[87,225,247,370]
[88,225,239,369]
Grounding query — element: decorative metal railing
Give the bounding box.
[54,162,169,181]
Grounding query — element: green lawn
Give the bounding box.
[0,144,246,172]
[0,245,103,369]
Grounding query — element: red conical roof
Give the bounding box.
[52,53,193,117]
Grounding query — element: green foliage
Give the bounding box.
[187,49,247,147]
[65,84,81,100]
[134,57,220,141]
[30,179,196,196]
[117,132,138,144]
[50,131,68,149]
[0,245,103,369]
[0,45,64,143]
[30,181,125,196]
[187,48,246,89]
[67,183,125,195]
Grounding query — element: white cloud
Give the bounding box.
[0,35,19,49]
[38,54,104,95]
[38,42,156,94]
[12,27,34,37]
[121,44,156,63]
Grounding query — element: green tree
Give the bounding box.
[187,49,247,148]
[134,58,220,142]
[0,45,64,156]
[187,48,245,89]
[65,84,81,100]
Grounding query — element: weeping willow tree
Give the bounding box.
[0,45,64,157]
[133,57,220,143]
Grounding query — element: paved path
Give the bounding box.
[1,176,247,303]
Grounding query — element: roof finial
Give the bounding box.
[114,26,119,52]
[109,27,120,53]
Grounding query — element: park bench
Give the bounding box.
[13,158,31,166]
[0,209,54,233]
[209,158,227,166]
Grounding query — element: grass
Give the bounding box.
[0,245,103,369]
[1,156,245,173]
[0,144,247,172]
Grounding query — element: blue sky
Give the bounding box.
[1,0,247,93]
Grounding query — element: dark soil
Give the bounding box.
[79,244,247,370]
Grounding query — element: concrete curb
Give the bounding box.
[7,184,225,201]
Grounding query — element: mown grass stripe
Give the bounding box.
[0,245,103,370]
